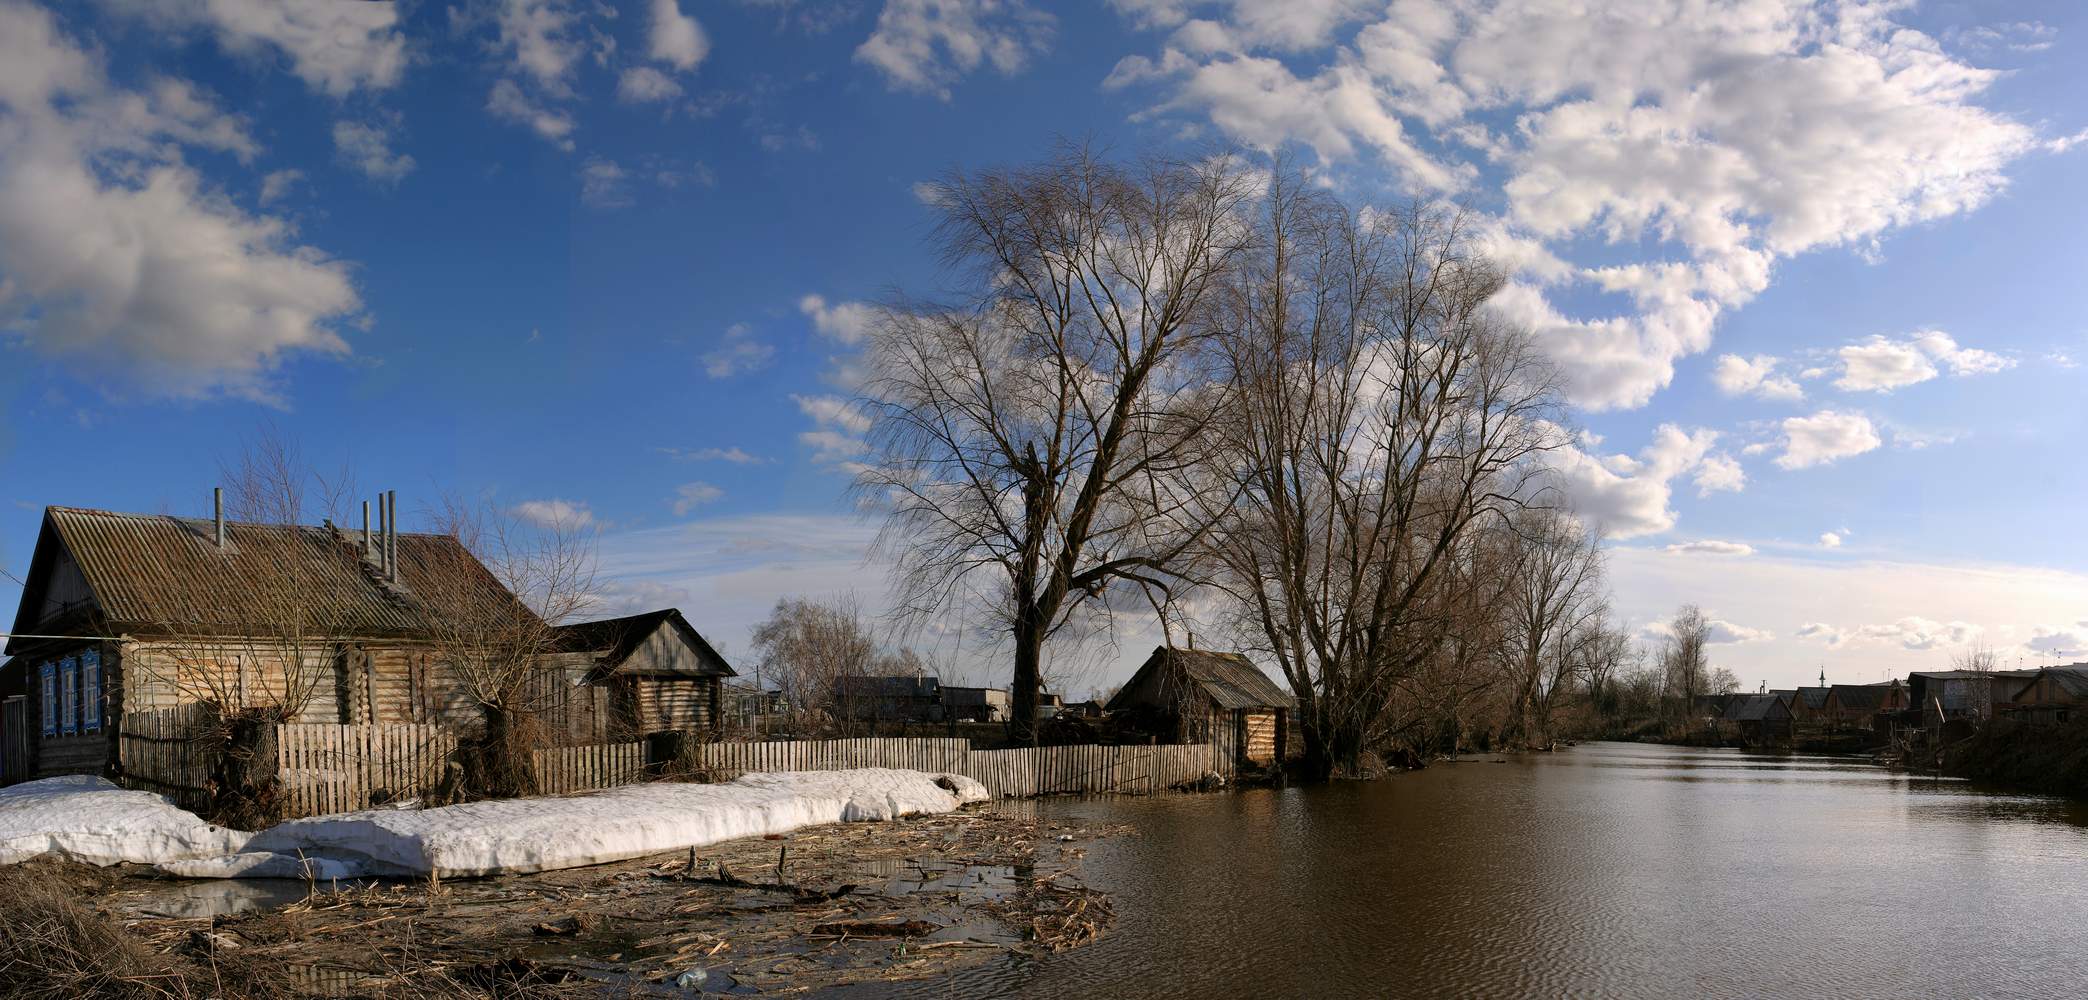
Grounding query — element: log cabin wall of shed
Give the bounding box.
[632,677,719,733]
[1242,710,1278,763]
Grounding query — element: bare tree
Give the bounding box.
[1951,643,2000,673]
[133,429,360,723]
[415,496,598,798]
[856,145,1256,742]
[1661,605,1712,718]
[1202,170,1562,779]
[1499,508,1607,745]
[749,596,883,734]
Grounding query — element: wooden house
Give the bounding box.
[1106,646,1292,767]
[1823,682,1904,730]
[1721,693,1792,743]
[830,675,942,723]
[551,609,736,738]
[940,685,1010,723]
[1908,669,2042,724]
[2005,666,2088,725]
[2,504,531,781]
[1791,686,1831,724]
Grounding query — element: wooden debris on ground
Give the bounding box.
[87,810,1124,996]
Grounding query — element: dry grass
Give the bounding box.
[0,861,200,999]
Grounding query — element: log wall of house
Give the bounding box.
[118,641,343,723]
[344,645,477,728]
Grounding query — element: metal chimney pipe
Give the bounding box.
[213,487,224,548]
[361,500,371,554]
[375,494,387,570]
[386,491,398,582]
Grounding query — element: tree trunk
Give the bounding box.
[1010,607,1042,746]
[468,702,541,800]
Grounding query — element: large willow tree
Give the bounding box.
[855,146,1254,742]
[1203,173,1563,779]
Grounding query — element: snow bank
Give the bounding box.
[0,775,251,867]
[165,768,988,880]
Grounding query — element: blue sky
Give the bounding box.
[1,0,2084,694]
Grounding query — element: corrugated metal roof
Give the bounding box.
[17,506,526,642]
[1795,686,1830,709]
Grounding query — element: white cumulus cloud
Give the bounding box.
[857,0,1055,100]
[1776,410,1881,470]
[1545,424,1720,539]
[1105,1,2047,412]
[117,0,407,96]
[1835,330,2014,392]
[513,498,595,529]
[1664,540,1755,556]
[1711,353,1803,402]
[647,0,710,71]
[331,119,416,182]
[799,294,878,345]
[0,2,361,403]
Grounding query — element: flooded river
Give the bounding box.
[862,741,2088,999]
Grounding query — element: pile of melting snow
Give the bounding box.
[163,768,989,880]
[0,775,250,867]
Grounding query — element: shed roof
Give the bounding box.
[1795,686,1830,710]
[2017,668,2088,702]
[1107,647,1292,713]
[553,608,736,678]
[832,675,940,699]
[1723,693,1788,722]
[7,506,528,655]
[1827,684,1886,710]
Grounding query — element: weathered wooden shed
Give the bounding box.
[2005,666,2088,725]
[1106,646,1292,767]
[1822,682,1904,730]
[1,504,524,781]
[552,609,736,737]
[1721,693,1792,743]
[1791,686,1831,723]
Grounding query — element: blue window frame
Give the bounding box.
[40,662,56,737]
[81,649,102,732]
[59,657,78,735]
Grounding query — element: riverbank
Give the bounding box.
[1934,716,2088,799]
[1,809,1121,997]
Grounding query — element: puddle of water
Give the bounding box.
[117,878,378,919]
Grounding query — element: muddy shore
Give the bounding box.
[18,808,1122,997]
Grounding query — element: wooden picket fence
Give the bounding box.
[276,722,457,819]
[688,737,1226,798]
[116,710,1228,820]
[534,740,646,795]
[118,705,214,812]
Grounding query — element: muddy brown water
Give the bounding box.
[845,741,2088,999]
